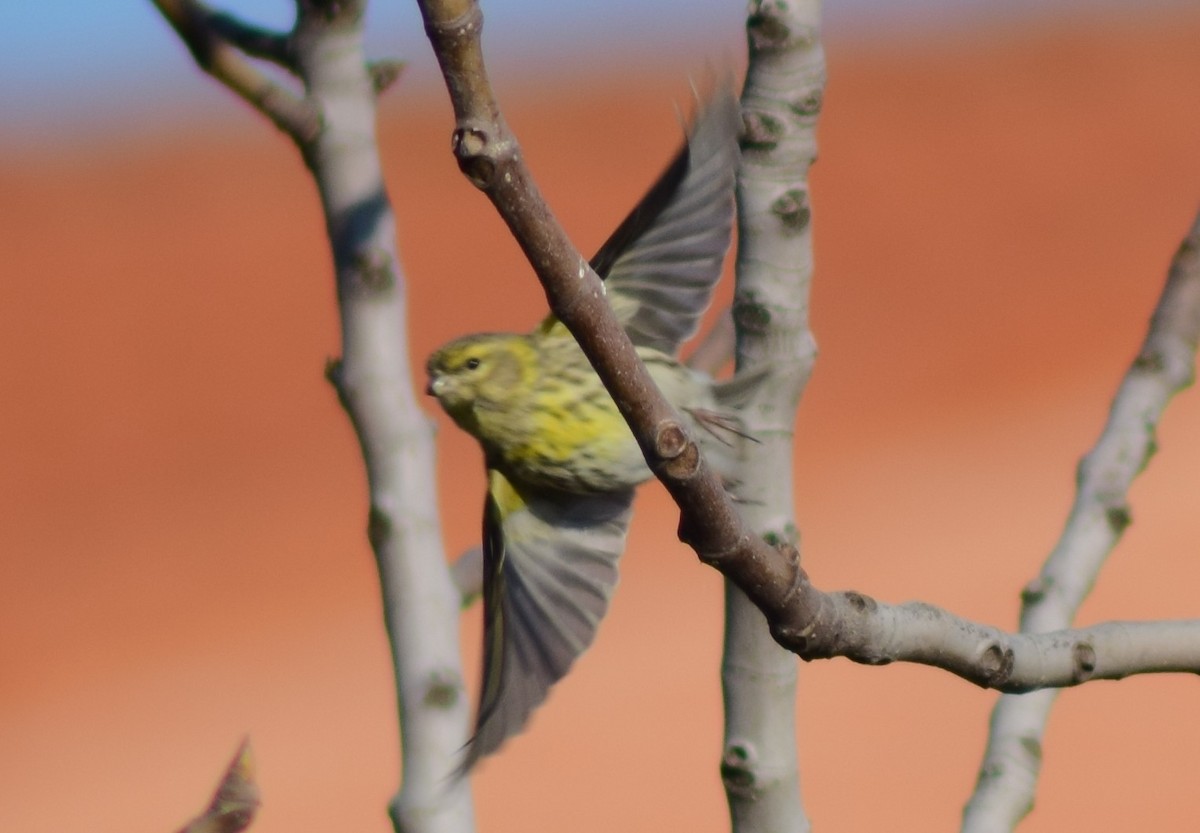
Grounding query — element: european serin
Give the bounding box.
[426,84,753,771]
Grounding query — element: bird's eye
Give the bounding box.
[464,357,481,370]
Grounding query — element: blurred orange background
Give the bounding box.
[3,8,1200,833]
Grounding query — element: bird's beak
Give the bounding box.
[425,375,440,397]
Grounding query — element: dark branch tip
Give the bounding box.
[179,738,259,833]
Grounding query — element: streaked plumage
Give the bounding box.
[426,84,748,771]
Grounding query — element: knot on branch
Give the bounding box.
[423,668,463,709]
[653,420,701,480]
[452,125,500,188]
[1132,349,1166,373]
[367,505,392,550]
[733,292,772,334]
[977,643,1014,687]
[342,248,395,295]
[1020,574,1052,606]
[741,108,783,151]
[746,2,792,52]
[720,741,761,799]
[843,590,876,613]
[771,188,811,235]
[1072,641,1097,682]
[790,90,824,118]
[1105,502,1132,534]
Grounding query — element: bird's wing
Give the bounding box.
[461,468,635,772]
[538,83,741,356]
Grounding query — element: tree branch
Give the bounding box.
[151,0,319,144]
[961,208,1200,832]
[207,8,294,69]
[775,581,1200,687]
[718,2,823,830]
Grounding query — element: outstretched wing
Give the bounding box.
[594,84,741,355]
[538,84,741,356]
[461,469,635,771]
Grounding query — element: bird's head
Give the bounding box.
[425,334,535,429]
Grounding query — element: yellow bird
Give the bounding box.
[426,85,753,770]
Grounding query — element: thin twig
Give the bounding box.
[961,208,1200,833]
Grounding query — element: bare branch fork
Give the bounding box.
[962,211,1200,830]
[151,0,404,146]
[152,2,474,832]
[415,0,1200,688]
